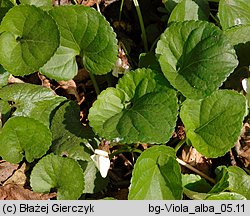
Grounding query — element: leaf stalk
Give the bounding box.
[89,72,100,95]
[174,138,186,153]
[132,0,148,52]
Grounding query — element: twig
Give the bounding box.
[176,158,216,184]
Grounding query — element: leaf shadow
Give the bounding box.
[49,100,98,155]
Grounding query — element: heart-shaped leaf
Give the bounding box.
[0,5,59,76]
[180,90,247,158]
[50,100,97,161]
[88,68,178,144]
[30,154,84,200]
[40,5,118,80]
[168,0,209,24]
[0,83,66,127]
[128,146,182,200]
[156,20,238,99]
[218,0,250,30]
[0,116,52,163]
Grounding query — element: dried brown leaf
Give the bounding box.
[177,125,186,140]
[0,161,19,184]
[74,68,89,83]
[3,163,27,187]
[53,0,71,6]
[38,73,51,89]
[103,0,119,7]
[80,0,97,7]
[58,80,81,102]
[78,0,118,7]
[0,184,56,200]
[8,75,24,84]
[181,145,212,176]
[235,122,250,168]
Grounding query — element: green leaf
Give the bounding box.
[101,197,116,200]
[0,5,59,76]
[40,46,78,81]
[182,174,212,193]
[138,52,161,72]
[168,0,209,24]
[0,116,52,163]
[128,146,182,200]
[0,83,66,127]
[19,0,52,10]
[183,189,208,200]
[30,154,84,200]
[223,25,250,91]
[40,5,118,80]
[50,100,97,161]
[180,90,247,158]
[182,174,212,200]
[225,25,250,47]
[0,65,9,87]
[146,24,162,45]
[79,160,109,194]
[0,0,14,22]
[156,20,238,99]
[181,166,246,200]
[218,0,250,30]
[225,25,250,68]
[206,192,247,200]
[209,166,229,193]
[208,166,250,199]
[88,68,178,144]
[227,166,250,199]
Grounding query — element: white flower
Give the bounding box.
[90,149,110,178]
